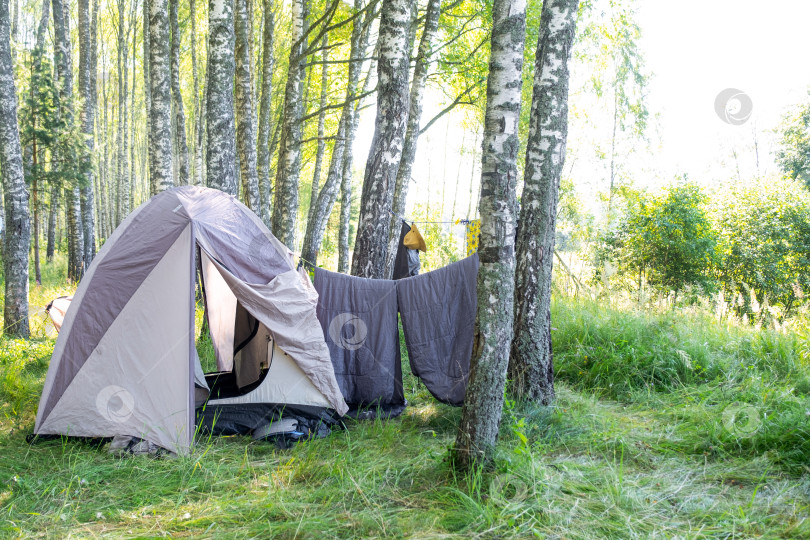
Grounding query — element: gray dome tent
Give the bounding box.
[34,186,348,454]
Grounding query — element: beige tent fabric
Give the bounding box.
[35,201,152,429]
[201,251,237,372]
[37,226,194,454]
[202,252,349,416]
[35,186,348,454]
[209,340,332,408]
[46,296,73,332]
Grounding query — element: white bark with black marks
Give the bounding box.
[338,40,377,273]
[115,0,131,223]
[149,0,174,191]
[234,0,259,210]
[350,0,413,278]
[385,0,441,278]
[256,2,274,224]
[144,0,154,195]
[79,0,95,264]
[271,0,308,246]
[453,0,526,470]
[170,0,190,185]
[301,0,370,268]
[206,0,237,195]
[190,0,201,185]
[52,0,85,281]
[509,0,578,404]
[307,34,329,225]
[0,0,30,337]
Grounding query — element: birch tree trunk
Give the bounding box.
[196,66,208,186]
[46,186,57,261]
[190,0,201,185]
[509,0,578,404]
[0,0,30,337]
[350,0,413,278]
[115,0,130,222]
[307,34,329,224]
[206,0,238,195]
[169,0,189,185]
[256,1,274,225]
[301,0,370,268]
[0,182,4,251]
[338,42,376,273]
[53,0,85,281]
[337,160,352,273]
[384,0,441,277]
[29,0,50,282]
[453,0,526,470]
[79,0,96,264]
[271,0,308,246]
[234,0,259,210]
[144,0,154,195]
[129,11,137,205]
[149,0,174,191]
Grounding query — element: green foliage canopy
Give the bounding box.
[606,183,718,295]
[710,177,810,315]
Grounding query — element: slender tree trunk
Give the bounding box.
[100,41,111,239]
[337,164,352,273]
[53,0,85,281]
[234,0,259,210]
[350,0,413,278]
[79,0,96,264]
[256,1,274,225]
[149,0,174,191]
[196,65,208,186]
[190,0,201,185]
[115,0,129,222]
[169,0,189,185]
[450,131,466,219]
[32,149,41,285]
[271,0,308,245]
[383,0,441,277]
[130,10,137,205]
[29,0,50,281]
[453,0,526,470]
[143,0,154,195]
[206,0,238,194]
[307,34,329,224]
[0,172,4,251]
[1,0,29,337]
[338,39,376,274]
[301,0,370,268]
[46,185,57,261]
[509,0,578,403]
[466,131,478,219]
[607,80,617,221]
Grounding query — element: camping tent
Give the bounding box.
[33,186,348,454]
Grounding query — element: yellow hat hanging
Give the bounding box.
[403,224,427,252]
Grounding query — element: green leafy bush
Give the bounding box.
[602,183,719,298]
[710,176,810,318]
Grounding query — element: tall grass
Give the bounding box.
[0,254,808,537]
[553,298,810,473]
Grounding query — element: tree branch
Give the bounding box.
[418,80,483,136]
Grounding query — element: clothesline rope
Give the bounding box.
[388,208,475,225]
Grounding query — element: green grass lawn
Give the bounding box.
[0,261,808,538]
